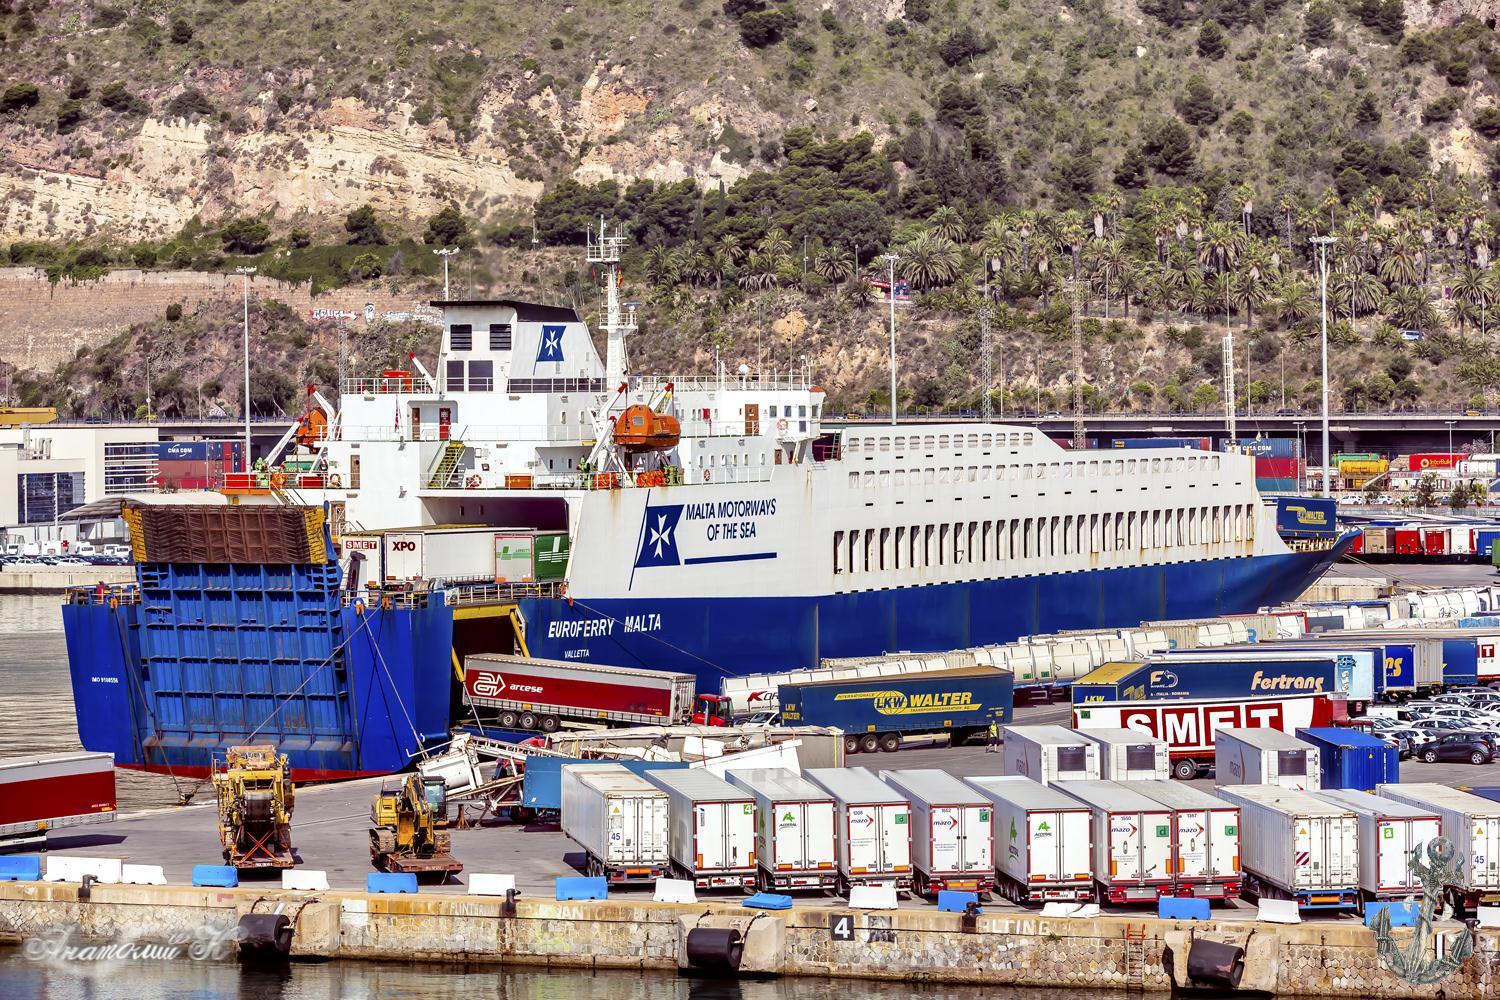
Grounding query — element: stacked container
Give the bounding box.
[726,768,838,893]
[1076,728,1170,781]
[1376,783,1500,917]
[560,763,671,884]
[1055,780,1175,904]
[964,776,1094,905]
[1313,789,1440,913]
[1295,727,1399,791]
[1132,779,1242,900]
[1214,727,1321,791]
[877,769,994,897]
[1214,784,1360,911]
[1002,725,1101,785]
[805,767,913,895]
[644,769,757,891]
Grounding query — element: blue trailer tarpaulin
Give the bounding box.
[521,757,688,810]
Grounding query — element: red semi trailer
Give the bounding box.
[1,752,117,849]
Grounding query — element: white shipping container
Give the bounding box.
[494,533,536,583]
[560,764,670,880]
[383,526,502,584]
[1055,780,1175,903]
[1077,728,1170,781]
[1002,725,1101,785]
[965,776,1094,903]
[1131,780,1242,896]
[644,769,757,889]
[1375,783,1500,894]
[1214,785,1359,901]
[877,769,994,895]
[338,532,382,589]
[1215,727,1321,791]
[726,768,837,891]
[1315,789,1441,898]
[805,767,913,891]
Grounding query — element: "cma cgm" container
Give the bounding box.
[1056,780,1175,904]
[1077,728,1170,781]
[878,769,994,898]
[1376,783,1500,917]
[1002,725,1101,785]
[805,767,913,896]
[1313,789,1441,914]
[1132,779,1242,900]
[726,768,837,893]
[1214,784,1360,911]
[1214,727,1321,791]
[965,776,1094,905]
[644,769,758,891]
[560,763,671,884]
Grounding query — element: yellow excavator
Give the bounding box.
[369,773,463,878]
[213,745,295,868]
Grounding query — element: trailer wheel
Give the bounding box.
[540,714,560,733]
[878,733,901,753]
[1172,759,1199,781]
[499,710,518,729]
[519,711,540,731]
[844,735,861,754]
[858,733,880,754]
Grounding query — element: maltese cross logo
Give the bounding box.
[634,504,683,568]
[536,324,566,363]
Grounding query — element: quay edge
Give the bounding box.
[0,882,1496,996]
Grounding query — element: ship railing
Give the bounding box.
[339,424,594,444]
[64,584,141,606]
[445,581,563,605]
[634,373,818,393]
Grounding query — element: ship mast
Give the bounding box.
[588,218,637,388]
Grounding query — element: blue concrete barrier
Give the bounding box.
[191,865,239,888]
[742,892,793,910]
[367,872,419,894]
[1158,897,1212,921]
[1365,901,1417,928]
[555,876,607,901]
[937,890,980,914]
[0,856,42,881]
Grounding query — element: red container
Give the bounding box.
[1254,457,1304,478]
[1422,528,1448,555]
[1408,453,1461,471]
[1348,533,1365,554]
[1394,529,1422,554]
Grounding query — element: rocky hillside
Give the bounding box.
[1,0,1495,240]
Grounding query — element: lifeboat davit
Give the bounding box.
[614,404,681,453]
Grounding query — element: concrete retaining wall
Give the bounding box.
[0,567,134,592]
[0,882,1496,995]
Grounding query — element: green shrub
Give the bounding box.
[1,83,41,113]
[55,100,87,134]
[165,303,182,321]
[100,82,148,115]
[165,88,214,119]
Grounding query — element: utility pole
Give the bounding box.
[235,265,256,460]
[434,246,459,299]
[1069,279,1084,447]
[1311,235,1337,497]
[885,253,900,425]
[980,267,993,423]
[1222,333,1237,441]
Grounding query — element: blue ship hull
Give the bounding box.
[520,540,1354,689]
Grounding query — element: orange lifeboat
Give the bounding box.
[294,408,328,449]
[613,405,681,453]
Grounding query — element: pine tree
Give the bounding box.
[1197,21,1228,60]
[1354,93,1381,126]
[1178,75,1221,126]
[1304,2,1335,47]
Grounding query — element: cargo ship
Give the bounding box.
[63,222,1353,777]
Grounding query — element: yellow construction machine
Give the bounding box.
[213,745,295,868]
[369,773,463,877]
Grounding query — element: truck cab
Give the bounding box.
[689,694,730,727]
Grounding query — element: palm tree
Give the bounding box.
[928,206,968,243]
[1452,266,1494,338]
[1197,222,1242,276]
[705,246,733,292]
[1270,277,1316,328]
[645,245,676,287]
[757,228,792,263]
[1378,236,1423,289]
[1383,284,1439,333]
[899,231,963,290]
[1234,267,1270,333]
[737,249,779,290]
[814,245,853,284]
[716,233,744,264]
[1086,240,1128,318]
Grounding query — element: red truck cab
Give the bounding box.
[690,694,730,726]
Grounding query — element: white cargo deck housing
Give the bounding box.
[1375,782,1500,915]
[1314,789,1441,908]
[559,763,671,883]
[644,769,757,890]
[1214,784,1359,911]
[1054,780,1175,905]
[1214,727,1320,791]
[1131,779,1242,900]
[877,769,994,897]
[964,776,1094,905]
[726,768,838,893]
[1002,725,1101,785]
[1076,728,1170,781]
[805,767,913,895]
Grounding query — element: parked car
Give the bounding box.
[1417,734,1494,765]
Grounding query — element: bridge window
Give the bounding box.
[449,324,472,351]
[488,324,512,350]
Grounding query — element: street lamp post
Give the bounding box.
[235,265,256,461]
[1310,236,1337,497]
[433,247,459,299]
[1447,419,1456,461]
[884,253,899,425]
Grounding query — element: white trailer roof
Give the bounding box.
[1054,779,1176,813]
[644,768,751,801]
[1314,789,1438,820]
[726,768,832,802]
[1003,724,1091,746]
[1214,784,1353,816]
[805,767,907,804]
[964,775,1092,811]
[1216,727,1313,751]
[877,769,990,806]
[1129,779,1237,812]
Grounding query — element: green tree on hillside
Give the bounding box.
[344,204,387,246]
[1304,3,1335,47]
[1197,22,1227,60]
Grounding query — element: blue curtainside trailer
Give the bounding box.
[777,666,1013,754]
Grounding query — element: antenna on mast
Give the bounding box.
[588,217,636,388]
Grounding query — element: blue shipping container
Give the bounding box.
[1475,530,1500,557]
[1276,497,1337,538]
[778,667,1013,739]
[1112,437,1211,451]
[1295,727,1400,791]
[157,440,245,463]
[1073,657,1337,704]
[1442,638,1479,685]
[1256,478,1299,493]
[1227,438,1299,458]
